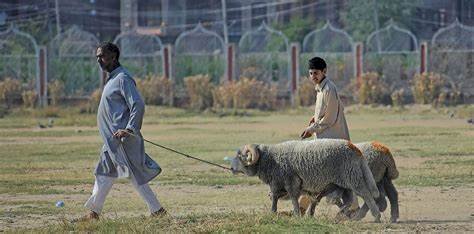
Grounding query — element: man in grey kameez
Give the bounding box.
[79,42,166,221]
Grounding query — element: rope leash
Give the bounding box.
[120,132,234,172]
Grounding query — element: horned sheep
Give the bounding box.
[230,139,382,222]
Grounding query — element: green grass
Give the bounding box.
[25,212,350,233]
[0,104,473,232]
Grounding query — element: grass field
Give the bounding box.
[0,105,473,232]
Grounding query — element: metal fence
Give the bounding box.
[48,25,100,96]
[1,19,473,105]
[429,19,474,100]
[113,31,164,79]
[174,23,226,87]
[238,22,290,94]
[301,21,355,97]
[0,25,39,87]
[363,21,419,98]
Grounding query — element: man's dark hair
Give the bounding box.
[308,57,326,70]
[98,42,120,60]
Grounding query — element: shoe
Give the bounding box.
[151,207,168,217]
[73,211,99,222]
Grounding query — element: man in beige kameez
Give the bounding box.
[300,57,350,141]
[299,57,359,214]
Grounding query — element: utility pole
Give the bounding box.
[372,0,381,53]
[221,0,228,44]
[54,0,61,34]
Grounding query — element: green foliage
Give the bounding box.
[239,54,288,83]
[49,58,100,96]
[120,57,163,78]
[340,0,419,42]
[273,17,315,43]
[175,55,225,86]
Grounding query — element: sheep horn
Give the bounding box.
[244,144,260,166]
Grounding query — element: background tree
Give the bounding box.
[340,0,419,42]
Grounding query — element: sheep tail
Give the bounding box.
[361,160,380,198]
[371,141,399,180]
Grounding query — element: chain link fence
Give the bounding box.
[113,31,164,79]
[0,26,38,85]
[48,25,100,96]
[238,22,290,96]
[430,19,474,101]
[364,21,419,100]
[301,21,355,99]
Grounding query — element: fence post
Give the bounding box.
[225,43,236,82]
[290,43,300,106]
[163,44,174,106]
[355,42,363,83]
[38,46,48,107]
[420,41,428,74]
[163,44,171,79]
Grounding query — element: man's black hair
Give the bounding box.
[308,57,326,70]
[98,42,120,60]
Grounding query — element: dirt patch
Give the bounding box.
[395,157,431,169]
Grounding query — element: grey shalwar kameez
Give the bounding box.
[94,66,160,185]
[85,66,162,214]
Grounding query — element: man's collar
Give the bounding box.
[315,77,328,92]
[107,66,123,81]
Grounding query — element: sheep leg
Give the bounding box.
[291,196,301,216]
[351,186,381,222]
[271,195,278,213]
[354,180,389,220]
[376,182,387,212]
[338,189,355,217]
[383,177,399,223]
[285,178,302,216]
[307,184,342,216]
[270,189,287,213]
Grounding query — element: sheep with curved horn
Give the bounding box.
[230,139,382,222]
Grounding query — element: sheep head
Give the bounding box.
[230,144,260,175]
[240,144,260,166]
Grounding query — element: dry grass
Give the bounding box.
[0,105,473,232]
